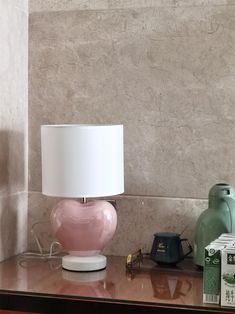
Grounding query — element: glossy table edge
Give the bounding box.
[0,255,235,314]
[1,290,235,314]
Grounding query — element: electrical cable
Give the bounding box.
[18,221,62,265]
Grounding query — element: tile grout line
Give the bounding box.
[27,190,207,202]
[29,3,235,14]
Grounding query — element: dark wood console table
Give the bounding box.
[0,255,234,314]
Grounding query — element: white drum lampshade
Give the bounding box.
[41,124,124,271]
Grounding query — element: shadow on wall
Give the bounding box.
[0,130,27,261]
[0,195,17,261]
[0,130,25,196]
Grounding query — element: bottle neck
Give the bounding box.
[208,197,229,210]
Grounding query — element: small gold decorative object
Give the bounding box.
[126,249,143,270]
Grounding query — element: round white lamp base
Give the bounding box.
[62,255,107,272]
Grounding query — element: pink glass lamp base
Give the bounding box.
[51,199,117,271]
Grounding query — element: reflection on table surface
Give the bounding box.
[0,255,221,310]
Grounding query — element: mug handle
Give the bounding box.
[180,238,193,258]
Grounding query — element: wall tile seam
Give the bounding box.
[29,3,235,14]
[24,86,29,196]
[0,191,28,198]
[118,194,207,202]
[24,132,29,194]
[27,190,207,202]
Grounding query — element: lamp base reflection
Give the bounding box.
[62,268,115,299]
[63,268,106,282]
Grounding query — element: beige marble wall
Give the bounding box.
[0,1,28,261]
[29,3,235,199]
[28,1,235,255]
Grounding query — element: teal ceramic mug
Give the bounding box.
[150,232,193,265]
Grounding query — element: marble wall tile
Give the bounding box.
[0,1,28,196]
[28,192,207,256]
[0,1,28,260]
[0,192,28,262]
[29,0,234,13]
[105,196,207,256]
[29,6,235,199]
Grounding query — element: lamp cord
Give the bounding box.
[19,221,62,266]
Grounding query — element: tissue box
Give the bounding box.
[221,247,235,307]
[203,242,227,304]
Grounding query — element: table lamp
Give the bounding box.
[41,124,124,271]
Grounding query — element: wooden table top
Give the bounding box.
[0,255,234,314]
